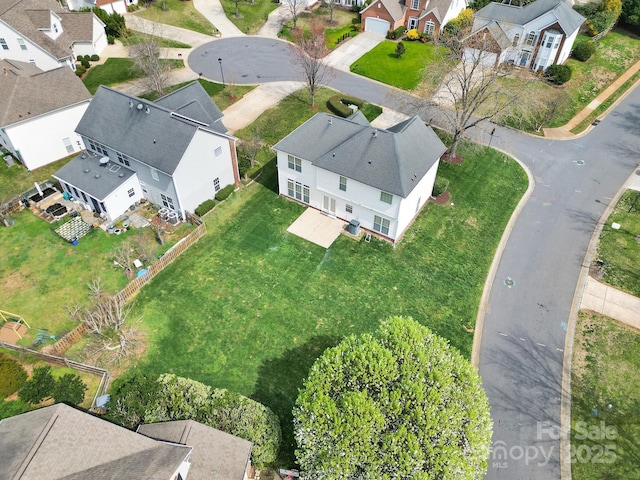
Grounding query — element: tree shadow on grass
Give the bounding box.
[251,335,340,468]
[254,157,278,194]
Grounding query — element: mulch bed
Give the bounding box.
[442,153,463,164]
[431,191,451,205]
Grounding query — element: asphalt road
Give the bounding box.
[190,37,640,479]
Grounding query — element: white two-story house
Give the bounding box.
[0,0,107,72]
[465,0,585,71]
[273,112,445,242]
[53,82,240,222]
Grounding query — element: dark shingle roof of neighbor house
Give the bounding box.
[0,0,82,60]
[475,0,585,34]
[0,59,91,126]
[53,151,137,201]
[362,0,406,22]
[0,403,191,480]
[154,82,226,134]
[273,112,446,198]
[137,420,252,480]
[75,83,228,175]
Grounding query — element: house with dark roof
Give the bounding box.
[0,59,91,170]
[0,403,253,480]
[0,0,107,72]
[464,0,585,71]
[53,82,240,222]
[360,0,467,37]
[273,112,445,242]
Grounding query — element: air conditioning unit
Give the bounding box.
[158,208,170,221]
[166,211,180,226]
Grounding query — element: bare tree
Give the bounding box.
[233,0,241,17]
[238,134,265,170]
[413,31,525,158]
[505,85,571,133]
[290,21,332,107]
[285,0,308,29]
[325,0,336,24]
[112,240,134,276]
[130,28,171,96]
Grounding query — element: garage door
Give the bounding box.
[365,18,390,36]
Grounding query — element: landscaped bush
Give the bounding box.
[18,366,56,404]
[406,29,420,40]
[387,25,406,40]
[0,353,27,398]
[75,65,86,77]
[107,35,115,44]
[81,58,91,69]
[53,373,87,405]
[395,40,406,58]
[432,176,450,197]
[326,94,364,117]
[443,8,474,36]
[544,63,572,85]
[573,41,595,61]
[195,199,216,216]
[215,184,235,201]
[90,54,100,62]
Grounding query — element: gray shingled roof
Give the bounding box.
[273,113,445,198]
[485,20,513,50]
[0,59,91,127]
[138,420,252,480]
[155,82,227,134]
[0,403,191,480]
[475,0,585,34]
[53,151,137,201]
[75,84,228,175]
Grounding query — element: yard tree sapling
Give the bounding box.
[325,0,336,24]
[293,316,492,479]
[290,20,332,107]
[285,0,308,29]
[53,374,87,405]
[130,25,171,96]
[18,366,56,404]
[395,41,406,58]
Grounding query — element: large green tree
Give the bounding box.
[294,316,492,479]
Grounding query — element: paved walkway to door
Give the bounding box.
[287,208,346,248]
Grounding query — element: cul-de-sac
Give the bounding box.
[1,0,639,478]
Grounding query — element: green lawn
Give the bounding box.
[0,157,75,200]
[350,40,449,90]
[220,0,277,35]
[571,311,640,479]
[278,8,360,48]
[121,33,191,49]
[123,89,527,463]
[135,0,217,35]
[82,58,184,94]
[594,190,640,296]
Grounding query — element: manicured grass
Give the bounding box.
[279,8,359,48]
[0,157,74,200]
[82,58,184,94]
[595,190,640,296]
[135,0,217,35]
[125,89,528,463]
[350,40,449,90]
[121,33,191,49]
[220,0,277,35]
[571,311,640,479]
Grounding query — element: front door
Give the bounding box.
[408,17,418,30]
[323,195,336,215]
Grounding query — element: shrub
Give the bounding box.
[81,58,90,69]
[544,63,572,85]
[395,41,406,58]
[90,54,100,62]
[573,41,595,61]
[444,8,474,35]
[406,28,420,40]
[75,65,86,77]
[19,366,56,404]
[107,35,115,45]
[0,353,27,398]
[215,184,235,201]
[0,399,31,419]
[326,94,364,117]
[432,177,449,197]
[195,199,216,216]
[53,374,87,405]
[387,25,406,40]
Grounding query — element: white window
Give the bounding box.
[424,21,435,35]
[214,146,223,157]
[411,0,420,9]
[53,23,58,33]
[346,204,353,213]
[17,38,26,50]
[161,193,174,209]
[373,215,390,235]
[288,155,302,172]
[116,152,131,166]
[214,177,220,192]
[62,137,73,154]
[378,1,381,7]
[380,191,393,204]
[290,181,309,203]
[140,181,148,193]
[0,38,7,50]
[303,184,310,203]
[28,59,35,65]
[408,17,418,30]
[339,176,347,191]
[87,139,108,156]
[554,37,561,48]
[128,188,135,197]
[512,34,520,47]
[545,35,553,48]
[151,168,159,181]
[526,31,536,46]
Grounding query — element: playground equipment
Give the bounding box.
[0,309,31,340]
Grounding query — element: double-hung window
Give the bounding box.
[288,155,302,172]
[380,191,393,204]
[17,38,26,50]
[339,176,347,192]
[0,38,8,50]
[373,215,390,235]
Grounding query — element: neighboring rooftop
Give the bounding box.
[475,0,585,34]
[138,420,252,480]
[0,59,91,126]
[273,112,445,197]
[155,82,227,134]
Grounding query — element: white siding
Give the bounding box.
[101,175,142,221]
[557,28,578,65]
[72,16,108,57]
[395,160,439,236]
[3,101,89,170]
[0,20,70,71]
[172,129,237,214]
[441,0,468,27]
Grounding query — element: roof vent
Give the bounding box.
[129,100,133,108]
[328,118,332,125]
[137,103,144,111]
[145,106,150,114]
[372,130,377,138]
[332,152,336,157]
[83,168,90,173]
[81,153,87,159]
[119,173,124,178]
[95,174,100,179]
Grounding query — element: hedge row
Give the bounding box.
[0,353,27,398]
[326,95,364,118]
[215,184,235,201]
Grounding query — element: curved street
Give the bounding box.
[188,36,640,479]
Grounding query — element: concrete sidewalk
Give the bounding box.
[323,31,385,71]
[124,14,215,47]
[581,276,640,330]
[192,0,244,37]
[256,3,292,38]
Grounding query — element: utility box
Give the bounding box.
[348,219,360,235]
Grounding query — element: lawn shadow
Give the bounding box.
[251,334,340,468]
[254,157,278,193]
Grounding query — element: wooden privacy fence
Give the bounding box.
[0,340,110,410]
[43,214,206,356]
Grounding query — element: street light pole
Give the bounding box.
[218,57,225,87]
[488,127,496,148]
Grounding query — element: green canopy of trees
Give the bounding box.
[107,373,281,467]
[622,0,640,25]
[294,316,492,479]
[18,366,87,406]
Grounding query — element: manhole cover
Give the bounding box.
[504,277,515,288]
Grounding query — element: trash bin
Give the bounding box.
[348,219,360,235]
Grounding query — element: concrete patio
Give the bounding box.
[287,208,347,248]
